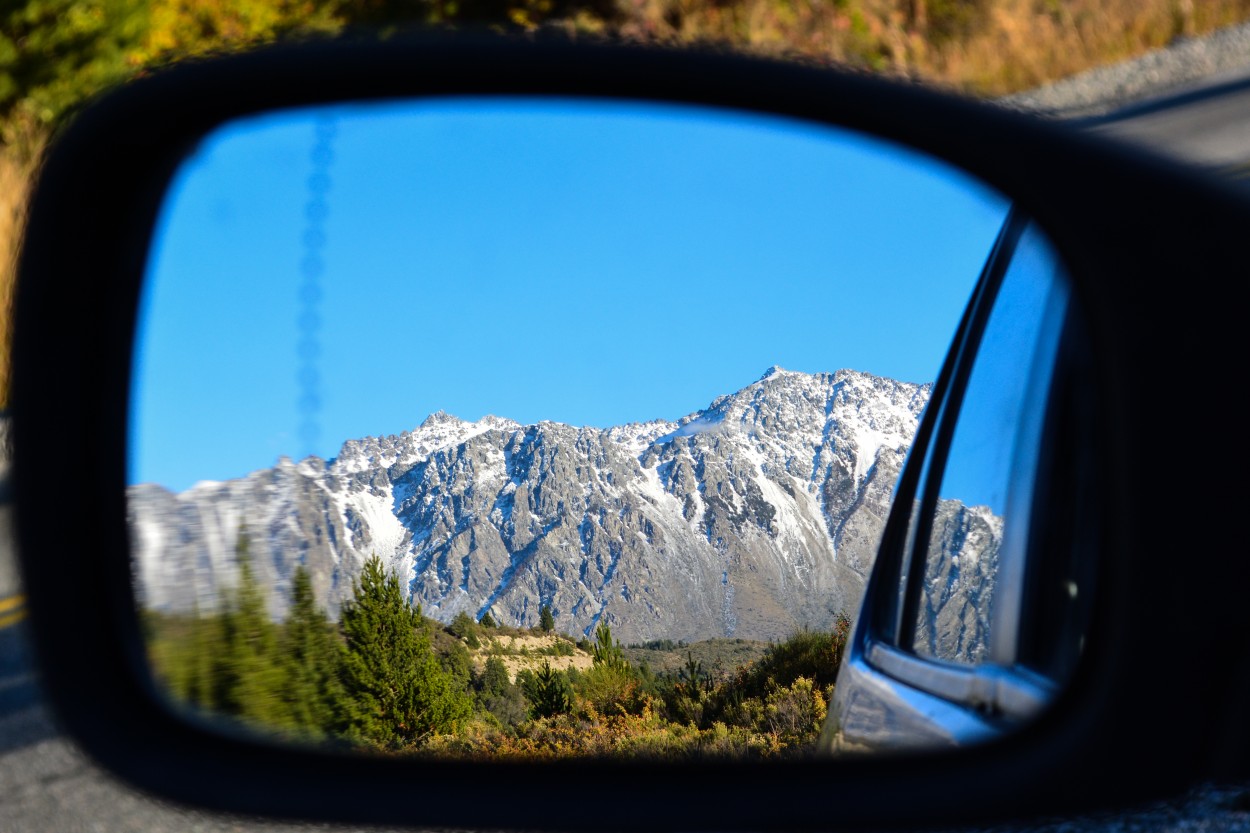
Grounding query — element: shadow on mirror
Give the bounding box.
[127,96,1068,760]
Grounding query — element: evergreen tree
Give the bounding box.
[438,639,474,691]
[679,651,709,700]
[476,656,528,728]
[186,605,231,712]
[449,610,480,647]
[479,611,497,629]
[335,555,472,750]
[278,565,343,740]
[145,607,224,712]
[539,604,555,632]
[574,622,642,715]
[525,660,572,718]
[479,656,511,697]
[219,530,291,730]
[591,622,629,673]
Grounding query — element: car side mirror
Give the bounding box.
[11,36,1250,831]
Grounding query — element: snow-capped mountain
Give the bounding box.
[129,367,931,643]
[911,500,1004,664]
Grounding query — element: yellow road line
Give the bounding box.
[0,609,25,629]
[0,595,25,615]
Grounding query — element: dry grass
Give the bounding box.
[0,121,45,407]
[931,0,1250,94]
[474,633,595,682]
[616,0,1250,94]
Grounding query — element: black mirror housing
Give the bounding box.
[12,35,1250,831]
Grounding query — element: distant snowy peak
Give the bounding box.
[329,411,521,475]
[328,366,925,481]
[130,367,932,642]
[685,365,928,457]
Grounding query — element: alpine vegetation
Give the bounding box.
[145,545,855,758]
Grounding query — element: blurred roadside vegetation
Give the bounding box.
[4,0,1250,402]
[145,546,854,758]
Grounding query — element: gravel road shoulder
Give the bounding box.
[999,22,1250,118]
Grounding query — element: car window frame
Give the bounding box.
[862,210,1074,723]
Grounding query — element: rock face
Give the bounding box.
[910,500,1003,664]
[129,367,930,643]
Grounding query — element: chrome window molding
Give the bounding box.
[865,640,1056,721]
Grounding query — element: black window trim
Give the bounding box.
[1013,303,1099,681]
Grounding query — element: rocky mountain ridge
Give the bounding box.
[130,367,930,643]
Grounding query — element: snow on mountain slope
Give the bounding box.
[129,368,929,643]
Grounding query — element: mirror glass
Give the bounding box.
[130,96,1011,757]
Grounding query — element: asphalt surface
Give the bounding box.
[6,29,1250,833]
[1001,21,1250,183]
[1084,72,1250,176]
[0,526,392,832]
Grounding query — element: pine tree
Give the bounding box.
[335,555,472,750]
[219,530,290,730]
[679,651,708,700]
[591,622,629,673]
[186,604,230,712]
[449,610,480,648]
[149,603,218,711]
[278,565,343,740]
[477,656,528,728]
[539,604,555,632]
[525,660,572,718]
[479,656,512,697]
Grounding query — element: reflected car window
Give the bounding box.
[910,223,1069,666]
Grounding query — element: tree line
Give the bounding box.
[145,534,852,758]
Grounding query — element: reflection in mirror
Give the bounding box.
[824,219,1080,756]
[130,97,1009,758]
[910,224,1070,666]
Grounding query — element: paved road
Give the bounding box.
[5,44,1250,833]
[1081,67,1250,183]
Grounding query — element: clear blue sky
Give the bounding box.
[131,97,1009,492]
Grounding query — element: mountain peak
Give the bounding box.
[419,410,464,429]
[759,365,789,380]
[479,414,521,430]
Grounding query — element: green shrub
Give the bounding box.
[449,610,480,648]
[575,661,644,717]
[763,676,827,746]
[524,661,573,718]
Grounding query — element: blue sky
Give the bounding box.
[131,97,1009,491]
